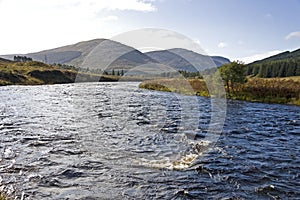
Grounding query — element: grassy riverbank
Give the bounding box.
[139,77,300,106]
[0,60,148,86]
[0,60,77,85]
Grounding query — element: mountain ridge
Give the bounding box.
[1,39,230,72]
[146,48,230,72]
[249,48,300,65]
[246,47,300,77]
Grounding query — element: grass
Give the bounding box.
[139,78,210,97]
[0,193,8,200]
[0,60,127,86]
[237,77,300,105]
[0,61,72,85]
[139,77,300,106]
[0,60,157,86]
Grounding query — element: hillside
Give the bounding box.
[250,49,300,64]
[1,39,157,71]
[146,48,230,72]
[0,59,132,86]
[0,57,13,63]
[2,39,104,67]
[80,39,157,71]
[247,48,300,78]
[0,59,77,86]
[2,39,230,73]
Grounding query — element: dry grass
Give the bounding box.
[139,77,300,106]
[139,78,209,96]
[0,61,62,85]
[238,77,300,105]
[0,60,153,86]
[257,76,300,82]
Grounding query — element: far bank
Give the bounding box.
[139,77,300,106]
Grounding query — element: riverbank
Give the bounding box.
[139,77,300,106]
[0,60,148,86]
[0,60,99,86]
[1,60,299,106]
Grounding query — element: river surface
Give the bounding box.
[0,82,299,199]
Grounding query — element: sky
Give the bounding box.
[0,0,300,63]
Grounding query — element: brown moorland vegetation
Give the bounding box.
[139,77,300,106]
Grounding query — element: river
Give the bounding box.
[0,82,299,199]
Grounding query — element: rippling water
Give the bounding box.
[0,82,299,199]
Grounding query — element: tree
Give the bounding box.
[252,65,260,76]
[13,55,33,62]
[218,61,246,97]
[278,65,286,77]
[286,61,296,76]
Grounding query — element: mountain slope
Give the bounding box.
[0,60,78,85]
[80,39,157,70]
[1,39,230,73]
[2,39,104,67]
[0,57,13,63]
[1,39,157,70]
[249,48,300,65]
[247,48,300,77]
[146,48,230,72]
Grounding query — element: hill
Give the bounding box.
[0,57,13,63]
[2,39,103,66]
[1,39,230,73]
[0,59,132,86]
[0,59,77,86]
[250,49,300,64]
[79,39,157,72]
[247,48,300,78]
[145,48,230,72]
[1,39,157,71]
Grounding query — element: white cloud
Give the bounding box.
[1,0,157,16]
[217,42,228,48]
[78,0,156,12]
[141,0,157,2]
[0,0,157,54]
[99,15,119,22]
[285,31,300,40]
[238,50,284,64]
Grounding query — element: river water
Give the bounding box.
[0,82,299,199]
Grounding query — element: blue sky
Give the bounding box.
[0,0,300,63]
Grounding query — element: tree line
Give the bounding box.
[103,69,125,76]
[13,56,33,62]
[246,58,300,78]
